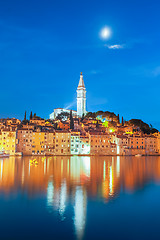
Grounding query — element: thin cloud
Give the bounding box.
[87,70,102,75]
[105,44,125,49]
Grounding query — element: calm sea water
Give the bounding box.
[0,156,160,240]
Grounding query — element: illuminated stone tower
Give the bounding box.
[77,72,86,117]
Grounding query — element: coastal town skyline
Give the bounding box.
[1,1,160,240]
[1,70,159,131]
[0,0,160,130]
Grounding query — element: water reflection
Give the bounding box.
[0,156,160,239]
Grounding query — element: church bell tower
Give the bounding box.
[77,72,86,117]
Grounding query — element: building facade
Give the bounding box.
[0,130,17,155]
[50,108,77,120]
[54,131,71,155]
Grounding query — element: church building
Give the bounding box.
[77,72,87,117]
[50,72,87,119]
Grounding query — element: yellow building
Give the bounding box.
[55,130,71,155]
[0,130,17,155]
[32,130,45,155]
[44,131,55,155]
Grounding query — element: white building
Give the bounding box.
[50,108,77,120]
[50,72,87,119]
[70,133,90,155]
[77,72,87,117]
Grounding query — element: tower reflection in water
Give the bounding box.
[1,156,160,239]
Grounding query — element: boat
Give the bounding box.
[0,151,9,158]
[135,154,142,157]
[15,152,22,156]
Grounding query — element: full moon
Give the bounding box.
[100,26,111,40]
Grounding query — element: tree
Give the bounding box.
[54,122,58,130]
[70,110,74,129]
[24,111,26,121]
[96,111,104,116]
[85,112,96,119]
[22,111,29,125]
[80,113,85,122]
[117,114,120,124]
[30,111,33,120]
[122,116,124,126]
[56,112,70,120]
[96,120,99,128]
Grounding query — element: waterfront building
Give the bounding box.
[32,130,45,155]
[70,132,81,155]
[80,136,90,155]
[154,132,160,154]
[17,129,33,155]
[113,135,131,155]
[145,136,158,155]
[70,132,90,155]
[0,130,17,155]
[77,72,86,117]
[54,131,71,155]
[43,131,55,155]
[129,135,146,155]
[89,132,115,155]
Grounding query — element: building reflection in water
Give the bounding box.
[74,186,87,240]
[1,156,160,238]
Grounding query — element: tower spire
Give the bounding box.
[78,72,85,88]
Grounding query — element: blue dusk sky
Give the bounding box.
[0,0,160,128]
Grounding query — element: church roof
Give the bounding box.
[78,72,85,88]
